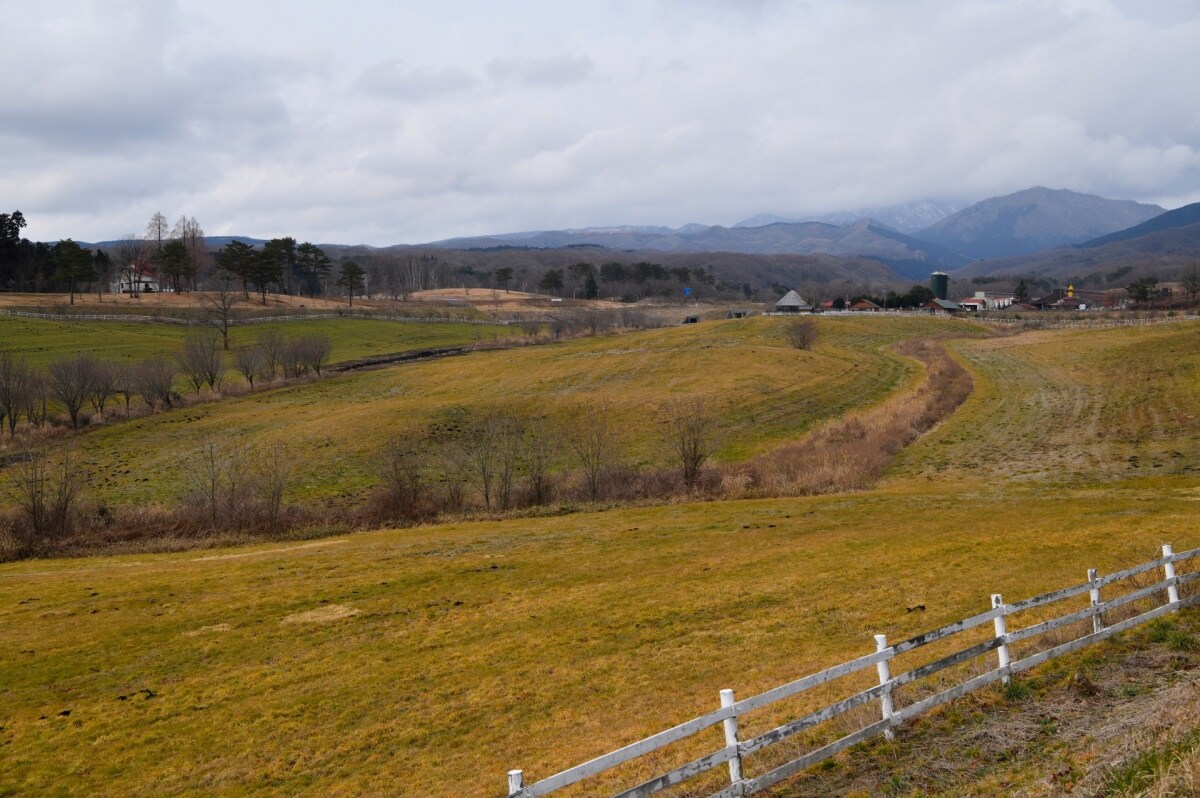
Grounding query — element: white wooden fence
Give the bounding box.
[506,544,1200,798]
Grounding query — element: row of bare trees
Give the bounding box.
[369,398,717,524]
[7,435,293,551]
[0,330,334,438]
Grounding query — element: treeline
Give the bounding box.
[3,209,912,305]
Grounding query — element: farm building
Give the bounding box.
[848,299,881,312]
[774,290,813,313]
[1031,285,1108,310]
[111,268,161,294]
[922,298,960,314]
[726,309,751,319]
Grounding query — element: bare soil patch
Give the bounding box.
[281,604,361,624]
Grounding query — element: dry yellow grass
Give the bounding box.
[4,317,1200,797]
[5,316,959,507]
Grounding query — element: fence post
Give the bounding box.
[991,595,1011,684]
[507,769,524,796]
[1088,568,1104,634]
[874,634,895,740]
[1163,544,1180,606]
[720,688,744,788]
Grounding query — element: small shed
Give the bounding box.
[774,290,812,313]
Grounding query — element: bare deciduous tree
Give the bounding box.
[524,415,558,505]
[114,233,150,297]
[374,437,427,522]
[46,355,99,429]
[23,372,47,428]
[438,444,469,512]
[660,397,716,492]
[133,357,176,409]
[114,363,136,415]
[88,360,118,417]
[281,337,307,379]
[146,212,169,252]
[783,316,818,350]
[178,330,223,394]
[0,352,31,437]
[568,402,623,502]
[15,446,83,543]
[202,277,242,349]
[233,344,266,391]
[298,334,333,376]
[256,329,284,383]
[172,215,206,292]
[183,436,291,531]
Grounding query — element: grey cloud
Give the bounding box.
[356,61,478,101]
[6,0,1200,246]
[486,54,595,87]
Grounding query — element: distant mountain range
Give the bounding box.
[427,219,967,281]
[917,187,1163,260]
[953,201,1200,283]
[79,186,1198,291]
[734,199,967,234]
[419,188,1174,282]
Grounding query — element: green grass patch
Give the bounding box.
[0,316,509,367]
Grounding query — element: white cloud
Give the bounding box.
[2,0,1199,244]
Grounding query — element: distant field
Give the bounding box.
[0,316,510,367]
[7,316,1200,797]
[5,315,968,506]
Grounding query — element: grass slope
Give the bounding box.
[13,316,963,506]
[0,481,1195,797]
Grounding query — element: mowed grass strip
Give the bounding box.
[0,316,509,367]
[0,478,1194,797]
[16,316,966,506]
[889,319,1200,488]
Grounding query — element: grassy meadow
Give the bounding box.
[3,315,1200,796]
[2,315,966,507]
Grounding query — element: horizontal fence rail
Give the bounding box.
[506,544,1200,798]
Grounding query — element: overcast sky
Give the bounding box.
[4,0,1200,245]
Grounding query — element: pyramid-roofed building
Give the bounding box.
[774,290,812,313]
